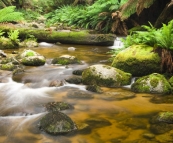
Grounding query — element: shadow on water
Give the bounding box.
[1,42,173,143]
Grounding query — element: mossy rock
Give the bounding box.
[20,39,38,48]
[21,56,45,66]
[111,45,161,76]
[149,112,173,134]
[0,63,15,71]
[44,102,74,112]
[82,64,131,87]
[0,37,18,49]
[39,111,77,135]
[86,85,103,93]
[156,111,173,123]
[131,73,172,95]
[17,49,46,66]
[52,55,81,65]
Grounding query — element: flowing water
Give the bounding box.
[0,41,173,143]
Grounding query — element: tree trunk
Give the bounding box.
[154,0,173,28]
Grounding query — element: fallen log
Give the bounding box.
[0,24,116,46]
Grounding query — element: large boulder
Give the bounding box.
[17,49,46,66]
[82,64,132,87]
[111,45,161,76]
[39,111,77,135]
[131,73,172,95]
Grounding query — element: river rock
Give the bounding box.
[52,55,81,65]
[100,91,135,101]
[149,112,173,134]
[44,102,74,112]
[82,64,131,87]
[39,111,77,135]
[131,73,172,95]
[17,49,46,66]
[0,37,19,49]
[111,45,161,76]
[86,85,103,93]
[66,90,94,99]
[65,76,82,84]
[85,117,111,128]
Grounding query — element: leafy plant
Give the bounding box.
[45,0,122,33]
[120,19,173,73]
[8,29,20,43]
[0,6,24,23]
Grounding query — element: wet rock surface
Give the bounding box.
[44,102,74,112]
[39,111,77,135]
[66,90,94,99]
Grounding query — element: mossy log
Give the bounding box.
[0,24,116,46]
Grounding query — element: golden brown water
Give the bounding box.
[1,43,173,143]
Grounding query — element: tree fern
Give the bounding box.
[0,6,24,22]
[120,0,156,20]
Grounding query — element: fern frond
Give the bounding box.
[0,6,24,23]
[120,0,156,20]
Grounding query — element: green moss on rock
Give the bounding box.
[0,37,18,49]
[131,73,172,95]
[52,55,81,65]
[82,64,131,87]
[0,63,15,71]
[111,45,161,76]
[39,111,77,135]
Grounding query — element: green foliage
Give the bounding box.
[18,9,40,21]
[0,30,5,37]
[120,0,156,20]
[122,20,173,50]
[0,6,24,23]
[8,30,20,43]
[45,0,122,33]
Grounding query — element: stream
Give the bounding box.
[0,41,173,143]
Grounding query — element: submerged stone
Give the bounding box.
[39,111,77,135]
[100,91,135,101]
[131,73,172,95]
[82,64,131,87]
[85,117,111,128]
[66,90,94,99]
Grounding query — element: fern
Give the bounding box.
[0,6,24,23]
[155,20,173,49]
[120,0,156,20]
[8,30,20,43]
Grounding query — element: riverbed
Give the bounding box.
[0,42,173,143]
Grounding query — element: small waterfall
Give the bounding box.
[109,37,125,49]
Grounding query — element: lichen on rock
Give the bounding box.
[82,64,131,87]
[131,73,172,95]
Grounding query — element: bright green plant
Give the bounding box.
[0,6,24,23]
[0,30,5,36]
[8,29,20,43]
[45,0,122,33]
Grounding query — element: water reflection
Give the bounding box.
[1,43,173,143]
